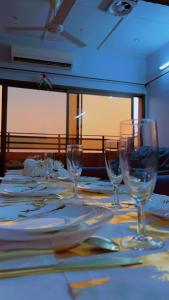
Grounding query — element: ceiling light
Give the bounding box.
[159,61,169,71]
[107,0,139,16]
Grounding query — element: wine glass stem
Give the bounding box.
[113,186,120,206]
[73,178,78,197]
[136,203,145,236]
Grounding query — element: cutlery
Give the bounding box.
[0,194,64,201]
[0,256,143,279]
[0,236,120,261]
[84,236,120,251]
[0,249,54,260]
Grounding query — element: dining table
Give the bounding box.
[0,170,169,300]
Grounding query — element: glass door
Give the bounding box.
[6,87,67,170]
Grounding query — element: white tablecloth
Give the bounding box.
[0,173,169,299]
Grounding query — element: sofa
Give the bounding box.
[154,147,169,195]
[82,147,169,196]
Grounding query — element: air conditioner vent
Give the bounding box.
[11,45,73,69]
[13,56,72,69]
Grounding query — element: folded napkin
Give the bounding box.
[57,168,70,179]
[145,193,169,219]
[23,158,39,176]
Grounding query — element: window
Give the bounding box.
[5,87,67,170]
[7,87,66,135]
[0,82,144,174]
[82,95,131,136]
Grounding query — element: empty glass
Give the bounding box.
[119,118,163,250]
[43,152,54,184]
[66,144,83,197]
[104,139,123,208]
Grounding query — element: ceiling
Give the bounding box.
[1,0,169,57]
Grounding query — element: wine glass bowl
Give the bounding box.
[119,119,163,250]
[66,144,83,197]
[43,152,54,184]
[104,139,123,208]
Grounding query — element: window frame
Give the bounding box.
[0,79,145,175]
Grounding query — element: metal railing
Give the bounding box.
[5,132,119,153]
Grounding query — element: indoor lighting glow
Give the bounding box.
[159,61,169,71]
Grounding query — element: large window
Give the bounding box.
[0,83,144,174]
[82,95,131,137]
[7,87,66,135]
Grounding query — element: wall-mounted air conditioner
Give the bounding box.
[11,45,73,69]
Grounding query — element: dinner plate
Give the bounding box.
[78,182,127,194]
[1,174,36,184]
[145,194,169,219]
[0,203,113,251]
[0,201,61,221]
[0,184,66,197]
[58,176,100,183]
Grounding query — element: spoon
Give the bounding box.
[84,236,120,252]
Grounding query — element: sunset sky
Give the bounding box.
[82,95,131,136]
[0,86,131,137]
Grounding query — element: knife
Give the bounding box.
[0,256,143,279]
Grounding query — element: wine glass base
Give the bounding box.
[122,235,164,251]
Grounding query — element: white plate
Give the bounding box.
[145,194,169,219]
[78,182,127,194]
[0,203,113,251]
[1,174,35,183]
[0,184,66,197]
[58,176,100,183]
[0,201,62,221]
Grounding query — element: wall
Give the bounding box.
[147,41,169,146]
[0,35,146,95]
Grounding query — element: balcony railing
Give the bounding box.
[5,132,119,153]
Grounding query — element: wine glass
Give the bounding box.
[43,152,54,184]
[66,144,83,197]
[104,139,123,208]
[119,118,163,250]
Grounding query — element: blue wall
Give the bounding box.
[0,36,146,95]
[147,42,169,146]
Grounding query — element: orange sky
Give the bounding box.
[82,95,131,136]
[0,86,131,137]
[7,87,66,134]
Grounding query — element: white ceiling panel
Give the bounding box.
[132,1,169,23]
[64,4,122,46]
[100,4,169,56]
[76,0,102,8]
[0,0,169,56]
[0,0,49,28]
